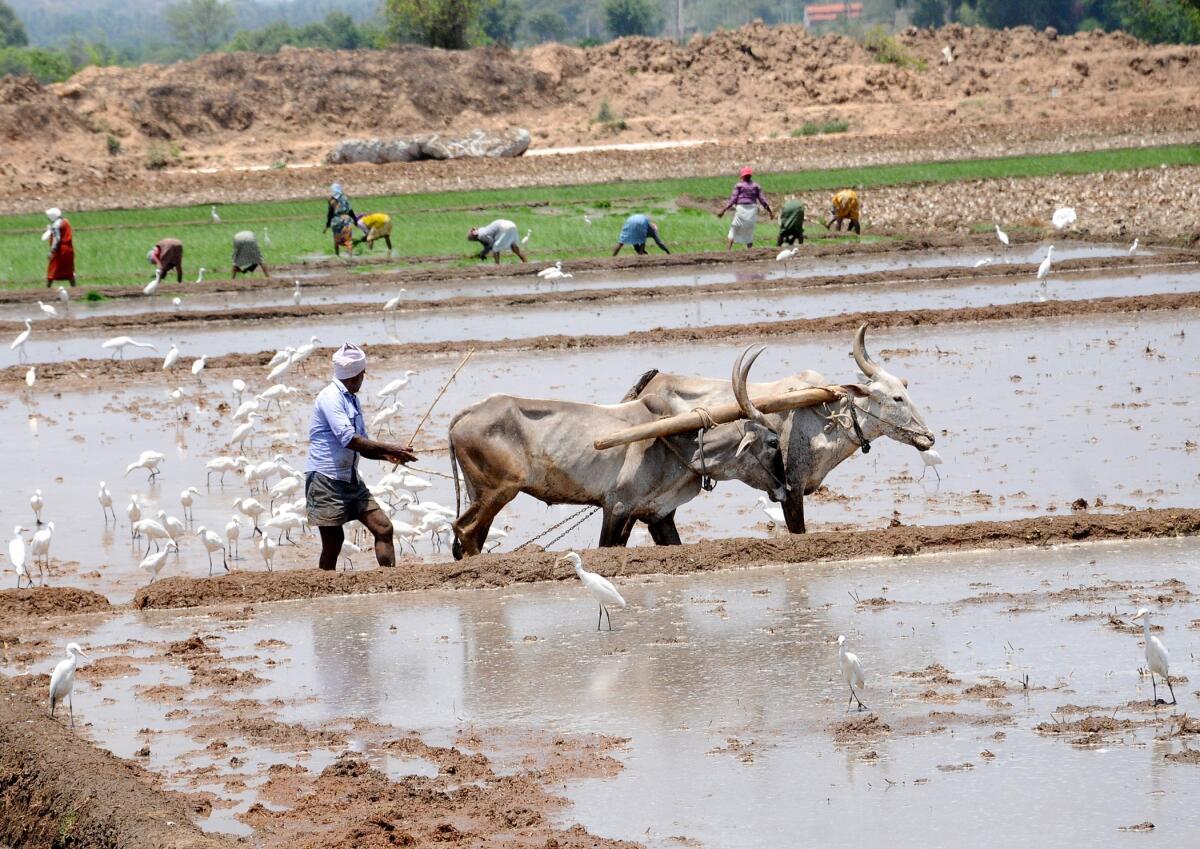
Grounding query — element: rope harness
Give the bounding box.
[821,395,930,453]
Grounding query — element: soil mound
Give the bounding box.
[0,587,111,618]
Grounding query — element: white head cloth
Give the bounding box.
[46,208,62,221]
[332,342,367,380]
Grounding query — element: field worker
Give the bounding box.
[306,343,418,571]
[43,208,75,288]
[325,182,366,258]
[717,166,773,250]
[355,212,393,252]
[468,219,528,264]
[146,237,184,282]
[231,230,271,278]
[826,189,861,234]
[613,213,670,256]
[776,197,805,246]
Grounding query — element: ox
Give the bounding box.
[623,324,935,541]
[448,351,787,558]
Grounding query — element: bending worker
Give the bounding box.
[305,343,418,571]
[468,219,528,264]
[147,237,184,282]
[777,197,805,246]
[613,213,670,256]
[355,212,393,252]
[231,230,270,278]
[826,189,861,234]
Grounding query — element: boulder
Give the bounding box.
[326,128,530,165]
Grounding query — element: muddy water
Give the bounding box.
[9,263,1197,365]
[2,310,1195,602]
[15,538,1200,845]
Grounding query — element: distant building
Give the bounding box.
[803,2,864,29]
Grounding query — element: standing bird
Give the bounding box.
[210,205,221,224]
[191,354,208,377]
[838,635,867,711]
[263,226,272,248]
[206,455,245,486]
[1036,245,1055,281]
[139,541,177,584]
[101,336,157,359]
[382,290,407,312]
[37,300,58,318]
[179,486,200,522]
[1051,207,1077,230]
[1131,608,1175,705]
[537,261,565,279]
[371,401,403,433]
[124,449,166,480]
[143,272,161,296]
[11,318,32,362]
[225,515,242,560]
[521,228,532,245]
[162,343,180,370]
[994,223,1009,247]
[775,247,799,262]
[258,535,277,571]
[233,497,266,534]
[195,526,228,576]
[755,495,785,526]
[30,522,54,581]
[377,370,418,402]
[1128,238,1139,256]
[98,481,115,523]
[195,267,206,284]
[127,495,142,540]
[24,366,35,387]
[30,489,44,524]
[8,526,30,588]
[231,378,247,404]
[230,413,259,451]
[292,281,301,305]
[158,510,186,544]
[917,449,943,481]
[561,551,626,631]
[172,297,182,311]
[57,285,69,304]
[49,642,90,727]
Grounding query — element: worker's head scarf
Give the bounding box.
[146,248,157,264]
[45,208,62,222]
[739,167,753,179]
[331,183,344,199]
[332,342,367,380]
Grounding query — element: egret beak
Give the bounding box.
[1131,612,1144,621]
[78,650,91,660]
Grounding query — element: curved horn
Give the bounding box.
[733,344,770,426]
[852,323,879,379]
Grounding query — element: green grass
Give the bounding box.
[0,145,1195,289]
[793,119,851,137]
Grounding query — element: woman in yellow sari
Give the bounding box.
[825,189,861,234]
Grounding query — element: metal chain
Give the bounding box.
[512,505,600,552]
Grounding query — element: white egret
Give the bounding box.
[1051,207,1076,230]
[918,448,943,481]
[139,541,177,584]
[143,271,161,296]
[124,449,166,480]
[196,526,228,575]
[195,267,206,284]
[225,515,243,560]
[101,336,157,359]
[269,475,301,507]
[232,398,260,423]
[179,486,200,522]
[1128,238,1139,255]
[941,44,953,63]
[162,343,180,370]
[256,384,296,413]
[191,355,207,377]
[292,280,301,305]
[49,642,90,727]
[127,495,142,539]
[267,356,293,382]
[755,495,785,526]
[1131,608,1175,705]
[382,291,407,312]
[562,551,626,631]
[994,223,1009,247]
[233,497,266,533]
[267,347,294,369]
[169,387,190,417]
[263,226,272,247]
[258,535,277,571]
[231,378,247,403]
[838,635,867,711]
[371,401,403,433]
[30,522,54,579]
[30,489,44,524]
[57,285,69,303]
[775,247,798,261]
[11,318,32,361]
[290,336,320,369]
[377,370,418,402]
[339,539,363,569]
[98,481,115,523]
[521,228,531,244]
[24,366,34,387]
[263,511,302,544]
[133,517,170,552]
[8,525,30,588]
[973,258,992,268]
[230,413,259,451]
[537,261,563,278]
[159,510,186,543]
[172,297,182,311]
[210,205,220,224]
[37,300,58,318]
[1036,245,1055,280]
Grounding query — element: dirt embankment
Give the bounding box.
[0,681,234,849]
[2,23,1198,204]
[0,587,111,619]
[132,508,1200,610]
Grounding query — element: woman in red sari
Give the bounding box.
[44,208,75,288]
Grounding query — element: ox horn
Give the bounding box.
[852,323,880,379]
[733,344,770,426]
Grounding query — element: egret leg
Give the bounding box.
[50,696,55,720]
[68,691,74,728]
[223,550,229,573]
[1166,677,1177,705]
[597,603,604,631]
[605,605,614,631]
[933,467,941,482]
[850,686,867,711]
[207,550,214,577]
[918,467,926,481]
[1151,672,1158,705]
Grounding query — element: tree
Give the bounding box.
[911,0,947,27]
[972,0,1079,31]
[0,0,27,47]
[603,0,662,37]
[527,9,569,42]
[165,0,235,53]
[480,0,522,44]
[1113,0,1200,42]
[385,0,479,49]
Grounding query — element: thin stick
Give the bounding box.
[401,348,474,455]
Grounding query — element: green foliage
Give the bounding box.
[526,8,568,42]
[0,46,76,82]
[1111,0,1200,43]
[166,0,235,53]
[385,0,479,48]
[793,119,850,136]
[972,0,1079,31]
[106,133,121,155]
[0,0,26,47]
[603,0,662,37]
[595,100,614,122]
[144,141,178,170]
[226,12,377,53]
[911,0,947,27]
[952,1,983,24]
[862,26,927,68]
[479,0,523,44]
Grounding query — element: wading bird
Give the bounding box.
[163,343,180,370]
[230,414,259,451]
[1131,608,1175,705]
[371,401,403,433]
[233,497,266,534]
[195,526,228,575]
[132,517,170,553]
[143,272,161,296]
[37,300,57,318]
[159,510,186,543]
[1052,207,1076,230]
[1128,238,1139,256]
[225,515,242,560]
[195,267,206,284]
[30,489,44,524]
[1036,245,1055,281]
[24,367,34,387]
[973,258,992,268]
[377,370,418,402]
[994,223,1009,247]
[49,642,90,727]
[231,378,246,403]
[98,481,115,523]
[258,535,276,571]
[30,522,54,580]
[211,205,220,224]
[139,541,177,584]
[838,635,867,711]
[522,228,531,244]
[124,449,166,480]
[57,285,69,303]
[776,247,798,262]
[11,318,32,361]
[101,336,157,359]
[127,495,142,538]
[918,448,943,481]
[755,495,785,526]
[292,280,301,305]
[562,551,626,631]
[191,355,208,377]
[8,525,29,588]
[179,486,200,522]
[383,291,406,312]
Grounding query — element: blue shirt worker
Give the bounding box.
[613,213,670,256]
[305,342,417,571]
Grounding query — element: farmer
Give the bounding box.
[355,212,393,252]
[231,230,271,279]
[44,208,75,288]
[147,238,184,282]
[468,219,528,264]
[717,167,773,250]
[777,197,805,246]
[305,343,418,571]
[826,189,861,234]
[325,183,367,257]
[613,213,670,256]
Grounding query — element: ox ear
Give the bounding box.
[735,429,759,457]
[840,384,870,398]
[641,395,671,416]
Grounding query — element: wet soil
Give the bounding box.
[133,508,1200,610]
[0,586,111,618]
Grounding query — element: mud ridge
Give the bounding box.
[132,508,1200,610]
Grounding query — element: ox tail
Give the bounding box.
[620,368,660,402]
[449,435,463,518]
